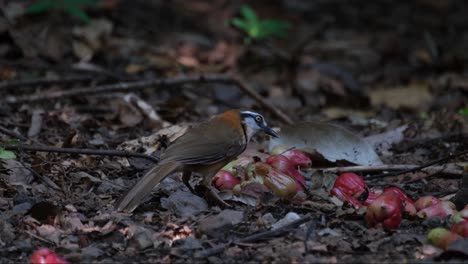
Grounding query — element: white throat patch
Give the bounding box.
[242,116,262,142]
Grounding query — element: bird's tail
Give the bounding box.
[115,161,179,213]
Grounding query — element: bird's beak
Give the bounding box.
[262,126,279,138]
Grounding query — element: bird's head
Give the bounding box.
[240,110,279,141]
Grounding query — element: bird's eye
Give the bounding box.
[255,115,262,122]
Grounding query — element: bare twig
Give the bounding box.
[195,214,312,258]
[322,164,463,176]
[0,125,46,147]
[24,230,56,246]
[366,150,468,180]
[18,159,62,192]
[0,76,92,90]
[0,125,30,142]
[1,74,293,125]
[229,77,294,124]
[4,145,159,163]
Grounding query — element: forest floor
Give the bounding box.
[0,0,467,263]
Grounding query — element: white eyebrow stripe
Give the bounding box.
[240,110,259,116]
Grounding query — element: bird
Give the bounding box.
[115,109,279,213]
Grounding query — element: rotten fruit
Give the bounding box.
[365,191,403,230]
[212,170,241,191]
[30,248,69,264]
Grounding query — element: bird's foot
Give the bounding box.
[194,185,231,208]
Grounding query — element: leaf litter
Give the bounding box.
[0,1,467,263]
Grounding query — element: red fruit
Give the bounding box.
[331,173,368,208]
[383,187,416,216]
[212,170,241,191]
[403,202,417,216]
[266,155,306,191]
[427,227,463,250]
[330,187,363,208]
[253,163,298,199]
[365,192,403,230]
[364,191,381,206]
[332,173,368,198]
[30,248,69,264]
[383,187,414,204]
[271,145,312,168]
[417,201,457,218]
[451,220,468,238]
[414,196,440,211]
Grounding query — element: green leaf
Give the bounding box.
[260,19,290,38]
[231,18,249,31]
[240,5,258,25]
[70,0,96,6]
[5,139,20,145]
[247,24,261,39]
[458,107,468,117]
[26,0,54,14]
[0,148,15,160]
[231,4,290,41]
[65,5,91,23]
[419,111,429,120]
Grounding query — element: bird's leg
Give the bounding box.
[182,170,195,194]
[204,185,231,208]
[197,170,231,208]
[194,184,231,208]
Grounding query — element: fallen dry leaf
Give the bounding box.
[269,122,383,166]
[365,125,408,155]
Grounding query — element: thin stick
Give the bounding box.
[195,214,312,258]
[0,125,30,142]
[230,76,294,125]
[18,159,62,192]
[322,164,463,176]
[1,74,293,125]
[0,76,92,90]
[366,150,468,180]
[24,230,56,246]
[4,145,159,163]
[0,125,45,148]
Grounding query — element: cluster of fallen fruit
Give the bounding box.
[211,145,311,199]
[29,147,466,263]
[211,147,468,251]
[330,172,468,250]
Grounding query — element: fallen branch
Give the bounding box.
[195,214,312,258]
[3,145,159,163]
[1,74,293,125]
[366,149,468,180]
[322,164,463,176]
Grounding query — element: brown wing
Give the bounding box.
[161,118,246,165]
